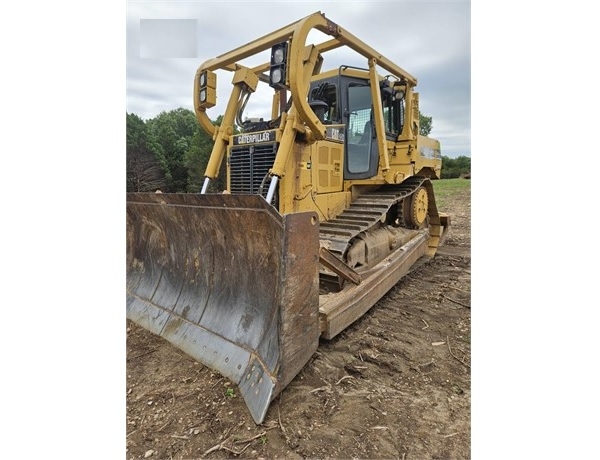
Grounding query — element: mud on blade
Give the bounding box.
[126,193,320,423]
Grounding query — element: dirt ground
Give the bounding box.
[126,181,471,459]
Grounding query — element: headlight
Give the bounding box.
[272,47,285,65]
[270,68,283,85]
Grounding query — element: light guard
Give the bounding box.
[269,42,288,90]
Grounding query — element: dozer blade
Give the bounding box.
[126,193,320,424]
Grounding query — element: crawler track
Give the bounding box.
[318,176,444,263]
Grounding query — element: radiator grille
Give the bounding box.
[229,143,277,197]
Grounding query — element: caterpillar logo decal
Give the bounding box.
[233,130,276,145]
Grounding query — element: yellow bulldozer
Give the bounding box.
[127,11,450,424]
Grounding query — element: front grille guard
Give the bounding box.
[229,142,278,197]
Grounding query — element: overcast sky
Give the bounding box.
[126,0,471,158]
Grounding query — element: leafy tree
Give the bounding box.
[126,113,168,192]
[147,108,200,192]
[419,112,432,136]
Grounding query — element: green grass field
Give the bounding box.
[431,178,471,209]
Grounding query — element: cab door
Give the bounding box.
[344,82,379,180]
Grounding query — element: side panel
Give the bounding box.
[313,140,344,194]
[414,135,443,179]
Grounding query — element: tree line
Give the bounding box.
[127,108,226,193]
[126,109,469,192]
[440,155,471,179]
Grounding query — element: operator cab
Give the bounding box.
[308,71,406,181]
